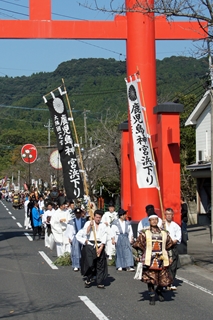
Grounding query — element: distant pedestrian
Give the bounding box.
[27,195,36,229]
[42,202,55,248]
[32,201,43,241]
[24,194,31,229]
[181,196,188,240]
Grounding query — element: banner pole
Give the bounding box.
[43,85,62,97]
[61,78,89,197]
[61,79,98,252]
[136,70,164,220]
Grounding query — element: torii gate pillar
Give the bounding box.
[125,0,159,218]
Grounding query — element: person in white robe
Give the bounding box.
[137,204,162,235]
[24,195,31,229]
[42,202,55,249]
[101,201,117,259]
[38,196,44,211]
[51,197,71,257]
[76,210,108,288]
[163,208,182,290]
[64,208,86,271]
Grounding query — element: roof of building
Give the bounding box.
[187,162,211,171]
[185,90,211,126]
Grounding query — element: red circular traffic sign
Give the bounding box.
[21,144,37,164]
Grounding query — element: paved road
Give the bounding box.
[0,200,213,320]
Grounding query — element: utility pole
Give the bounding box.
[44,119,52,188]
[83,109,90,148]
[44,119,51,149]
[18,170,20,191]
[208,40,213,243]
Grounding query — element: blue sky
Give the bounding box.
[0,0,203,77]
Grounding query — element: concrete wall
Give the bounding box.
[187,200,210,226]
[187,201,198,225]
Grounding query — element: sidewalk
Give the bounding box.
[180,225,213,272]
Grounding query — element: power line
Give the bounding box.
[0,104,48,111]
[0,7,28,17]
[0,104,82,112]
[0,0,126,60]
[0,116,46,125]
[0,0,27,9]
[77,40,126,58]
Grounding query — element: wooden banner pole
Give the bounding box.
[62,79,98,253]
[136,70,164,220]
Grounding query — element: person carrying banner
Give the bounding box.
[65,207,86,271]
[101,200,118,260]
[111,208,135,272]
[51,196,71,257]
[137,204,162,234]
[133,212,173,305]
[76,209,108,288]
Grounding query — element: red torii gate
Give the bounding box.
[0,0,207,223]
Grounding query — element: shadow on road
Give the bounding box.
[0,230,32,242]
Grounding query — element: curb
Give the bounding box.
[179,254,194,266]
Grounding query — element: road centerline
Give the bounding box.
[16,222,22,228]
[177,276,213,296]
[38,251,58,270]
[24,232,33,242]
[79,296,109,320]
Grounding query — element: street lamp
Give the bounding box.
[22,149,33,190]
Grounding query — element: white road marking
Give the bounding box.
[38,251,58,270]
[79,296,109,320]
[17,222,22,228]
[11,216,16,220]
[6,208,9,210]
[24,232,33,242]
[177,276,213,296]
[8,212,12,215]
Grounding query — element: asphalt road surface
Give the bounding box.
[0,200,213,320]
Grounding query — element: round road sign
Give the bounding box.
[21,144,37,164]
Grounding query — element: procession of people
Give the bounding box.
[1,189,183,304]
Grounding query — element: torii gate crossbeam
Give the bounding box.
[0,0,207,223]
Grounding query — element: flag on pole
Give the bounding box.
[45,93,84,199]
[126,79,158,189]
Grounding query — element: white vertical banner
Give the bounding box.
[126,78,158,189]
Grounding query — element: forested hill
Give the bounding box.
[0,56,209,174]
[0,56,209,118]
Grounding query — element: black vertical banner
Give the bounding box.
[46,94,84,200]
